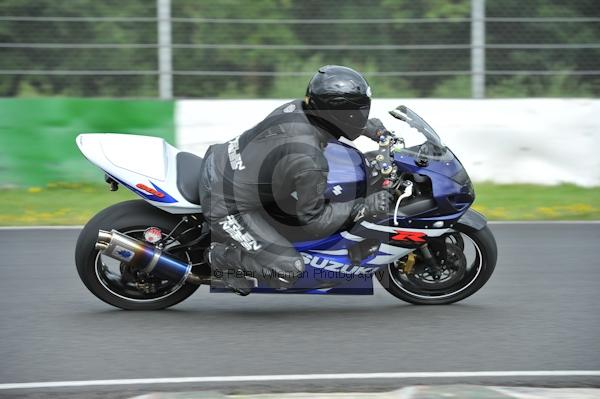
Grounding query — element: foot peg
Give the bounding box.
[219,272,257,296]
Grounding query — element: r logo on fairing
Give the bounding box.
[391,230,427,243]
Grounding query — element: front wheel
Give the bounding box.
[375,225,497,305]
[75,200,202,310]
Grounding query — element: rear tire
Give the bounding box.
[75,200,200,310]
[376,225,497,305]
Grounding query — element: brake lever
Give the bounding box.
[393,181,413,226]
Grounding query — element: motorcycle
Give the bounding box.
[75,105,497,310]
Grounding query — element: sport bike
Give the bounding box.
[75,105,497,310]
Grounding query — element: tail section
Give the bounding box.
[76,133,202,214]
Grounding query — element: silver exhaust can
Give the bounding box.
[95,229,192,284]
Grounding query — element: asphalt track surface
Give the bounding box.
[0,223,599,398]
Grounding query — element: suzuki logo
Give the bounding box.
[332,185,343,196]
[301,253,377,275]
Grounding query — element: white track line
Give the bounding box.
[1,371,598,390]
[0,221,599,230]
[489,221,600,225]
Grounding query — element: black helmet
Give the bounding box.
[304,65,372,140]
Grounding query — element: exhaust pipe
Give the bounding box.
[96,229,204,285]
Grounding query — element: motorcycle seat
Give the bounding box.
[176,151,203,205]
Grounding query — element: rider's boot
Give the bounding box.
[206,242,256,296]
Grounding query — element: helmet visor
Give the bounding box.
[327,105,370,140]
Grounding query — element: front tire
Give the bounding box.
[376,225,497,305]
[75,200,200,310]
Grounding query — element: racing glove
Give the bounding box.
[362,118,390,142]
[350,190,394,222]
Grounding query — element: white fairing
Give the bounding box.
[76,133,202,214]
[359,221,452,267]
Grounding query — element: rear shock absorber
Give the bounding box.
[95,230,205,285]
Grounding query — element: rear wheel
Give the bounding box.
[376,225,497,305]
[75,200,204,310]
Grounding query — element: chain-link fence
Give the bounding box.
[0,0,598,98]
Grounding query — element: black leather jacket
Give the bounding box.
[201,100,381,239]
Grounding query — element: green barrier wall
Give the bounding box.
[0,98,175,186]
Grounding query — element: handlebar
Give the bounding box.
[365,129,415,225]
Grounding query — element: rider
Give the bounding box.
[199,65,393,295]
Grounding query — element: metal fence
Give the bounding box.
[0,0,598,98]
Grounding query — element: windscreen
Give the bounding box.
[386,105,453,162]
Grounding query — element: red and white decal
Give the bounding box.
[136,183,165,198]
[144,227,162,243]
[360,221,450,238]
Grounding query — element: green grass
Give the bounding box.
[472,183,600,221]
[0,182,136,226]
[0,182,598,226]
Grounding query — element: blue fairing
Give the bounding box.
[392,149,474,220]
[323,141,366,201]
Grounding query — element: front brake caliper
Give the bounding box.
[399,253,416,275]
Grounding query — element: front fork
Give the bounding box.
[418,243,444,280]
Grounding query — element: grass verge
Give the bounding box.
[472,183,599,221]
[0,182,598,226]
